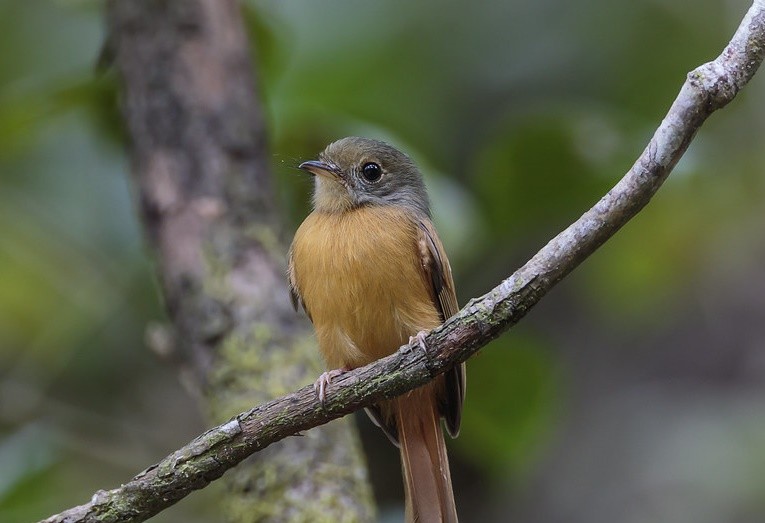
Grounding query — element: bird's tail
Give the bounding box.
[395,384,458,523]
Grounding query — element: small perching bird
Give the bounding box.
[288,137,465,522]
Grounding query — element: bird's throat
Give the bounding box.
[313,178,354,213]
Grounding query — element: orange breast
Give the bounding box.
[291,206,442,370]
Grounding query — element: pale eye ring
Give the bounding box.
[361,162,383,183]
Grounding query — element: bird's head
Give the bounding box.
[299,137,430,216]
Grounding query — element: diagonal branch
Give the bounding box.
[40,1,765,522]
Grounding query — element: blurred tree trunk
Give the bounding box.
[105,0,375,521]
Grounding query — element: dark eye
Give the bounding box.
[361,162,382,182]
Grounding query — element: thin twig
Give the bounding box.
[40,1,765,522]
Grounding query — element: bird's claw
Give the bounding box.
[408,330,429,351]
[314,368,346,405]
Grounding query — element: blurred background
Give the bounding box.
[2,0,765,521]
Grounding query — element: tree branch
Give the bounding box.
[41,1,765,522]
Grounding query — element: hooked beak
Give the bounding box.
[298,160,343,179]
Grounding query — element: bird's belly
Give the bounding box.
[292,207,441,370]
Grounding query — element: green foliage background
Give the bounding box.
[1,1,764,522]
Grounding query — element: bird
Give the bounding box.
[288,137,465,522]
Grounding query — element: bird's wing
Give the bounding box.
[417,218,466,438]
[287,245,312,322]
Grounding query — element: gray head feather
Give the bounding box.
[317,137,431,218]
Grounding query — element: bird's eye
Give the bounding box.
[361,162,383,183]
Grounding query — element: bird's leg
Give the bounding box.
[314,367,349,405]
[408,330,429,351]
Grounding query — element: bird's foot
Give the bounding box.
[314,368,347,405]
[408,330,429,351]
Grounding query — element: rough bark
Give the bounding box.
[40,0,765,522]
[92,0,375,521]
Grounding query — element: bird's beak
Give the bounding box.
[298,160,342,179]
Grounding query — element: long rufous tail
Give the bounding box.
[395,387,458,523]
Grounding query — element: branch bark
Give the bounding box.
[41,0,765,522]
